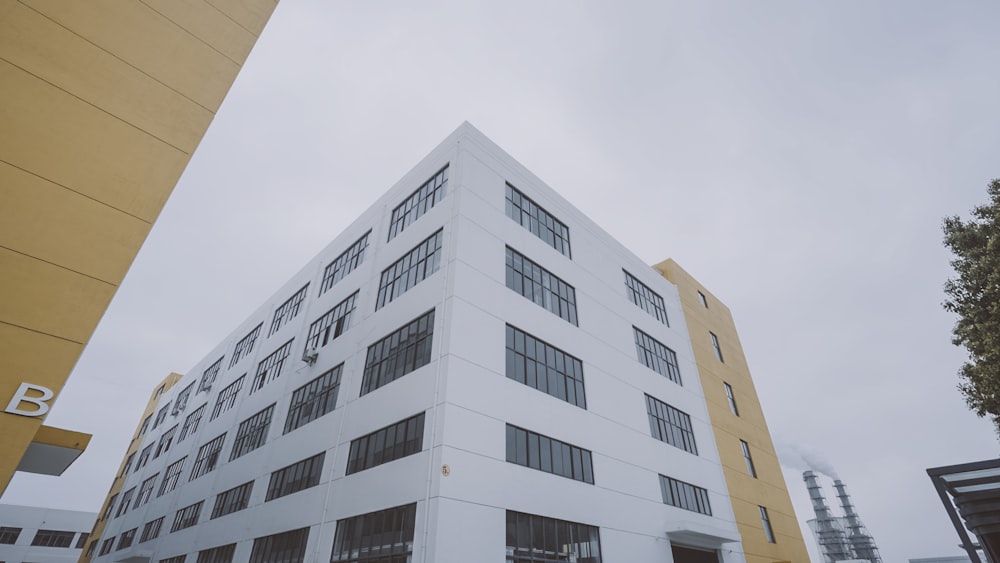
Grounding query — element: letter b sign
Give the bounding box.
[5,383,55,417]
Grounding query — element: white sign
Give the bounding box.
[4,382,55,417]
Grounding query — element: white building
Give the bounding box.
[88,123,745,563]
[0,504,96,563]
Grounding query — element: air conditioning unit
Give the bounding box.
[302,346,318,365]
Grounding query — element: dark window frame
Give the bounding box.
[505,246,578,325]
[211,481,254,519]
[645,394,698,455]
[387,165,448,241]
[633,326,682,385]
[506,424,594,484]
[265,452,325,501]
[210,376,245,421]
[269,283,309,336]
[346,412,425,475]
[190,433,226,481]
[505,325,586,409]
[320,231,371,295]
[230,323,263,368]
[331,503,416,563]
[248,527,310,563]
[375,229,444,310]
[505,182,572,258]
[250,340,294,394]
[284,364,343,434]
[230,404,275,461]
[304,291,358,352]
[170,501,204,533]
[659,474,712,515]
[624,269,669,325]
[360,310,435,396]
[505,510,602,563]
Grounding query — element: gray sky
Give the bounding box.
[6,2,1000,560]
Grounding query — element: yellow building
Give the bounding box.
[0,0,279,495]
[656,259,811,563]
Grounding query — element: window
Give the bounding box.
[211,481,254,519]
[759,506,776,543]
[304,291,358,351]
[633,327,682,385]
[710,331,724,362]
[230,323,263,368]
[320,231,370,295]
[505,247,578,325]
[251,340,294,394]
[387,165,448,241]
[0,526,19,544]
[30,529,74,547]
[120,452,136,476]
[161,556,188,563]
[140,517,164,543]
[346,413,425,475]
[179,403,206,443]
[196,544,236,563]
[505,183,571,257]
[360,310,435,396]
[210,376,245,420]
[505,511,602,563]
[189,433,226,480]
[265,452,325,501]
[152,403,170,430]
[172,383,195,415]
[506,424,593,484]
[724,382,739,416]
[76,532,89,549]
[698,290,708,308]
[645,394,698,455]
[269,283,309,336]
[99,537,115,556]
[249,527,310,563]
[505,325,586,408]
[155,384,165,398]
[199,357,223,392]
[135,444,154,472]
[331,503,416,563]
[659,475,712,515]
[170,501,203,532]
[116,487,136,518]
[138,414,152,437]
[741,439,757,478]
[154,425,178,458]
[375,229,444,310]
[116,528,137,550]
[101,494,118,520]
[158,457,186,496]
[86,539,98,557]
[230,404,275,460]
[624,270,668,325]
[134,473,159,508]
[284,365,342,434]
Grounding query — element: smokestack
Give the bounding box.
[803,471,853,563]
[833,479,882,563]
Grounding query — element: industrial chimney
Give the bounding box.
[803,471,853,563]
[833,479,882,563]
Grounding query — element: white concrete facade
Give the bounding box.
[0,503,96,563]
[90,123,745,563]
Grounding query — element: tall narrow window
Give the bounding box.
[116,488,135,518]
[199,357,224,392]
[269,284,309,336]
[375,230,444,310]
[230,323,263,368]
[170,501,203,532]
[135,444,154,472]
[251,340,294,394]
[265,452,325,501]
[172,382,195,414]
[645,394,698,455]
[320,231,371,295]
[305,291,358,351]
[154,425,178,458]
[724,382,739,416]
[506,424,593,484]
[623,270,668,325]
[197,544,236,563]
[659,475,712,515]
[698,290,708,308]
[190,433,226,480]
[158,457,186,497]
[230,404,275,460]
[120,452,136,477]
[710,331,724,362]
[134,473,159,508]
[284,365,342,434]
[211,376,245,420]
[101,494,118,521]
[505,511,602,563]
[331,504,416,563]
[76,532,89,549]
[249,527,310,563]
[179,403,206,443]
[505,247,577,325]
[633,327,682,385]
[740,439,757,478]
[505,183,572,257]
[347,413,425,475]
[505,325,586,408]
[387,165,448,241]
[759,506,776,543]
[138,414,152,437]
[152,403,170,430]
[361,310,435,396]
[212,481,254,519]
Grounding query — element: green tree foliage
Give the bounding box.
[943,179,1000,432]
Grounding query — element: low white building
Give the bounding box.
[88,123,745,563]
[0,504,96,563]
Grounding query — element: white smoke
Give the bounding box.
[776,441,840,480]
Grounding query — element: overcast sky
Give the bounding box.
[6,2,1000,561]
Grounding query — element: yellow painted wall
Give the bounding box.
[0,0,278,494]
[655,259,811,563]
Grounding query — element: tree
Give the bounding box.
[943,179,1000,433]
